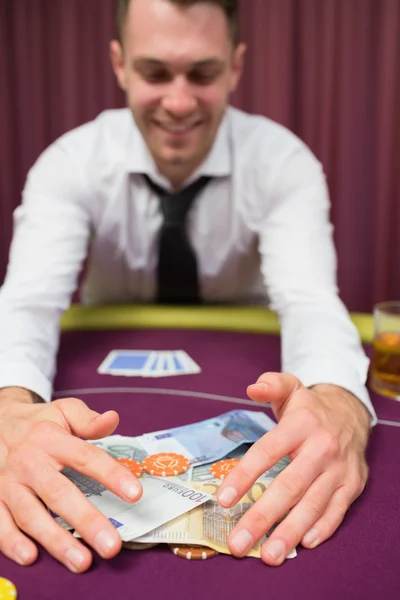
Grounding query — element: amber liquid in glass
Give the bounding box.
[371,332,400,399]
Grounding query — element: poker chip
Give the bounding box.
[168,544,218,560]
[123,541,159,551]
[115,457,143,478]
[142,453,190,477]
[209,458,240,480]
[0,578,17,599]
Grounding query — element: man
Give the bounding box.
[0,0,374,574]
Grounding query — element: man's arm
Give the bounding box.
[0,387,39,405]
[216,144,373,565]
[257,144,375,422]
[0,387,45,405]
[0,142,93,401]
[0,144,142,573]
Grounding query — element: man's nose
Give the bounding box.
[161,77,197,119]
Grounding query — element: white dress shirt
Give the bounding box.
[0,107,376,422]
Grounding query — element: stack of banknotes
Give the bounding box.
[53,410,296,559]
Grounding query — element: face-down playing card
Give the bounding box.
[97,350,201,377]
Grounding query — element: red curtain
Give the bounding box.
[1,0,399,311]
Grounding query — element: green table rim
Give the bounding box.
[60,305,374,345]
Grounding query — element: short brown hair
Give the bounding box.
[116,0,239,47]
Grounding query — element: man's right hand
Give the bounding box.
[0,390,142,573]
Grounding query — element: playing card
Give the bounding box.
[97,350,157,376]
[172,350,201,375]
[148,351,201,377]
[142,352,161,376]
[98,350,201,377]
[153,351,180,377]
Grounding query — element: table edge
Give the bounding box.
[60,305,373,344]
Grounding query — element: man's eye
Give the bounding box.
[142,72,170,83]
[188,72,218,85]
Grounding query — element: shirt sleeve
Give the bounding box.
[0,143,92,401]
[257,144,377,425]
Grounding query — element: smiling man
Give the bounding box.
[111,0,244,188]
[0,0,375,573]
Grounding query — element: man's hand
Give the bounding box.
[0,392,142,573]
[216,373,370,565]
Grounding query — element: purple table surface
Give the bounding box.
[1,329,399,600]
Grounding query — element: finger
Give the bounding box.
[260,472,338,565]
[301,481,364,550]
[217,419,306,508]
[17,424,142,505]
[84,410,120,439]
[55,436,142,502]
[225,444,326,558]
[247,372,303,415]
[27,466,124,560]
[54,397,119,439]
[0,500,38,566]
[8,485,94,573]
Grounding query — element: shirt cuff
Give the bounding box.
[0,362,52,402]
[291,361,377,426]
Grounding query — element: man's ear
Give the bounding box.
[229,42,247,93]
[110,40,128,91]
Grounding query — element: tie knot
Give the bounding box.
[143,174,211,225]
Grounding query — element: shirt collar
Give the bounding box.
[124,109,231,188]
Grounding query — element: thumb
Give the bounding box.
[247,372,303,418]
[55,397,119,439]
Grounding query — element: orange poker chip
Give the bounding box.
[209,458,240,480]
[168,544,218,560]
[115,458,143,479]
[142,452,190,477]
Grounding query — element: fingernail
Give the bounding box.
[66,547,86,572]
[121,479,141,501]
[303,528,319,548]
[253,382,268,390]
[230,530,253,555]
[218,486,238,506]
[95,529,118,556]
[265,539,286,561]
[15,543,31,566]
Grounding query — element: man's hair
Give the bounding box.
[116,0,240,47]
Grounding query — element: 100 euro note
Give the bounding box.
[54,470,213,542]
[134,479,297,559]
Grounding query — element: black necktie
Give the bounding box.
[143,174,211,304]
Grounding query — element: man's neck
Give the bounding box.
[157,162,200,191]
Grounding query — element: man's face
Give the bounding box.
[111,0,245,185]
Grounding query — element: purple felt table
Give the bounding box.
[1,329,399,600]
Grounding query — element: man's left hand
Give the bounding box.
[216,373,371,565]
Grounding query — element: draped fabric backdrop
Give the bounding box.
[0,0,399,312]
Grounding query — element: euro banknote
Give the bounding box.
[93,409,277,468]
[54,472,213,542]
[134,480,296,559]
